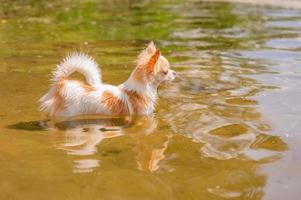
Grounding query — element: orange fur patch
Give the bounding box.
[147,49,160,73]
[101,91,129,115]
[123,89,148,114]
[75,80,95,92]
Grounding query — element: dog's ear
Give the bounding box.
[137,41,158,68]
[146,41,156,55]
[147,49,160,73]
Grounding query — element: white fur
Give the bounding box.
[53,53,101,86]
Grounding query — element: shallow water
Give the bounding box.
[0,1,300,199]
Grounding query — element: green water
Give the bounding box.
[0,1,300,199]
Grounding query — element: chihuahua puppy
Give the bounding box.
[40,42,176,118]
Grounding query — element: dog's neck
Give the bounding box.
[119,70,158,113]
[121,76,157,100]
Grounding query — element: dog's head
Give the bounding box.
[134,41,176,86]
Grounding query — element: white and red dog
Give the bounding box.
[40,42,176,118]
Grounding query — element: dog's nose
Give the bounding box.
[172,71,176,76]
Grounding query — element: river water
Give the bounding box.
[0,1,300,199]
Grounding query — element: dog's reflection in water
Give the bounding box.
[48,115,171,173]
[53,117,131,156]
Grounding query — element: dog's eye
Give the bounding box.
[162,71,168,75]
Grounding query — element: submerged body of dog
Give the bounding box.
[39,42,176,118]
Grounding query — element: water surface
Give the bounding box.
[0,1,300,199]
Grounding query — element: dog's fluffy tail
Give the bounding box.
[52,52,102,86]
